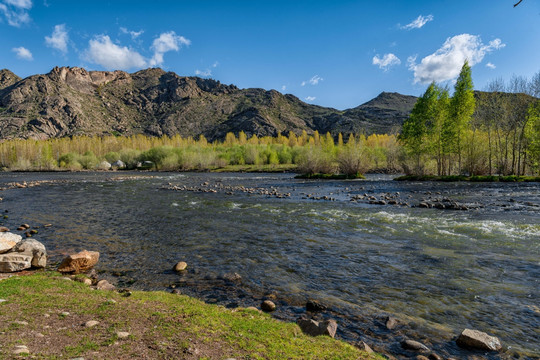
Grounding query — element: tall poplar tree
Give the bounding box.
[449,61,476,174]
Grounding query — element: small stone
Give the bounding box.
[245,306,260,312]
[297,317,338,338]
[96,279,115,291]
[82,278,92,285]
[416,356,429,360]
[261,300,276,312]
[456,328,502,351]
[171,289,181,295]
[43,224,52,228]
[60,312,70,317]
[306,300,327,312]
[84,320,99,328]
[13,345,29,354]
[104,299,117,305]
[13,320,29,326]
[385,316,398,330]
[21,224,30,229]
[221,272,242,282]
[116,331,130,339]
[43,313,50,317]
[173,261,187,272]
[356,341,374,354]
[428,353,443,360]
[35,333,45,338]
[0,226,9,232]
[401,339,430,352]
[61,277,72,281]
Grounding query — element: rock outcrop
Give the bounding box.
[0,236,47,272]
[0,232,21,253]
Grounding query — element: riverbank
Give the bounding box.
[394,174,540,182]
[0,271,379,359]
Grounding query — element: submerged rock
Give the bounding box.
[456,328,502,351]
[306,300,327,312]
[401,339,430,352]
[58,250,100,274]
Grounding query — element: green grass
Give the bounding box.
[394,174,540,182]
[211,164,297,173]
[0,272,380,360]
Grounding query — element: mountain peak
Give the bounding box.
[0,69,21,90]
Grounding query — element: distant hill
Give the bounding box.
[0,67,418,141]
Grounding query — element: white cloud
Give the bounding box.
[486,62,496,69]
[409,34,506,83]
[45,24,68,54]
[305,96,316,101]
[5,0,32,8]
[301,75,323,86]
[281,85,286,91]
[0,0,32,27]
[149,31,190,66]
[84,35,147,70]
[12,46,32,60]
[195,69,211,77]
[120,27,144,40]
[401,14,433,30]
[212,61,219,68]
[372,53,401,71]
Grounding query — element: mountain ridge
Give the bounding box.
[0,66,418,140]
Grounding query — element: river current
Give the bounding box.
[0,172,538,359]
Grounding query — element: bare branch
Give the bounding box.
[514,0,523,7]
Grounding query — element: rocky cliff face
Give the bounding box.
[0,67,417,140]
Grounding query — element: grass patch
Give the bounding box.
[0,272,380,359]
[394,174,540,182]
[211,164,297,173]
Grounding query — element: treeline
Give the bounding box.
[0,131,400,175]
[400,62,540,176]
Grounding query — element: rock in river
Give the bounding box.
[58,250,100,274]
[401,339,430,352]
[261,300,276,312]
[456,328,502,351]
[173,261,187,272]
[306,300,327,312]
[297,317,338,338]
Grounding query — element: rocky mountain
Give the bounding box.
[0,66,417,141]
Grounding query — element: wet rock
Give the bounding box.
[0,232,22,254]
[419,202,430,208]
[297,317,338,338]
[428,353,443,360]
[171,289,181,295]
[173,261,187,272]
[0,226,9,232]
[21,224,30,229]
[416,356,429,360]
[221,272,242,282]
[401,339,430,352]
[84,320,99,327]
[456,328,502,351]
[261,300,276,312]
[0,253,32,272]
[96,279,115,291]
[58,250,100,274]
[306,300,327,312]
[385,316,398,330]
[13,239,47,268]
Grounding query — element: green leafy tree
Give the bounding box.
[449,61,476,174]
[525,101,540,174]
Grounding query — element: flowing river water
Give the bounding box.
[0,172,538,359]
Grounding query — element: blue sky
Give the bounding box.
[1,0,539,109]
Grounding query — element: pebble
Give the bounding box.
[13,345,29,354]
[43,313,50,318]
[385,316,398,330]
[60,312,70,317]
[13,320,28,326]
[401,339,430,352]
[35,333,45,338]
[116,331,130,339]
[0,299,6,303]
[84,320,99,328]
[261,300,276,312]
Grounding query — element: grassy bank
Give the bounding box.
[0,272,379,360]
[394,174,540,182]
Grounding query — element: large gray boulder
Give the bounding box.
[112,160,126,169]
[0,232,22,254]
[0,253,32,272]
[457,329,502,351]
[13,239,47,268]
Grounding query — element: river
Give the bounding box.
[0,172,538,359]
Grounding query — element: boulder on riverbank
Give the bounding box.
[456,328,502,351]
[58,250,100,274]
[297,317,338,338]
[0,232,22,253]
[0,237,47,272]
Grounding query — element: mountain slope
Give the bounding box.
[0,67,415,140]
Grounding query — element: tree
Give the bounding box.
[400,82,438,174]
[449,61,476,174]
[524,101,540,174]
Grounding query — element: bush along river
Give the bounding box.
[0,172,538,359]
